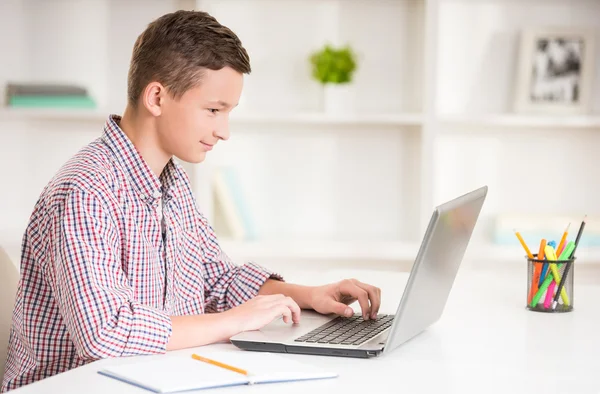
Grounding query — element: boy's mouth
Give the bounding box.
[200,142,214,151]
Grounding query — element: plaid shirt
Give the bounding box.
[2,115,277,392]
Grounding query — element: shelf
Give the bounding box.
[220,239,600,266]
[0,108,108,122]
[467,244,600,264]
[437,114,600,129]
[219,240,421,263]
[229,112,424,127]
[0,108,423,127]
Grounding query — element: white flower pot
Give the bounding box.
[322,84,356,114]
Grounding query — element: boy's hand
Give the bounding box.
[227,294,301,332]
[310,279,381,320]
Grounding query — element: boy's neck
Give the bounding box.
[119,105,172,178]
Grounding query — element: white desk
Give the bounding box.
[9,264,600,394]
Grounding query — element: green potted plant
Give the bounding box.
[310,44,358,113]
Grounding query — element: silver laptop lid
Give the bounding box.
[383,186,488,354]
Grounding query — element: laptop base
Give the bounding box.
[230,340,381,359]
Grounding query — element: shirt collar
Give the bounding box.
[102,114,184,203]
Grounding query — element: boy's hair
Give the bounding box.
[127,10,251,106]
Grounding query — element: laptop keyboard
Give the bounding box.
[294,314,394,346]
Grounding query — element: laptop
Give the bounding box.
[230,186,488,358]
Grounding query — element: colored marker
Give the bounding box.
[540,240,556,287]
[545,245,570,306]
[544,281,556,309]
[528,239,546,305]
[531,272,554,308]
[531,245,567,308]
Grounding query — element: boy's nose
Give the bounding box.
[215,119,230,141]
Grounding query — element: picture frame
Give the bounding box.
[514,27,596,115]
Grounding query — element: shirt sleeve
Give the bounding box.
[197,216,283,313]
[46,187,172,360]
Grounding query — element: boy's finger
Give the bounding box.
[354,281,381,319]
[340,281,371,319]
[278,296,301,323]
[278,305,292,324]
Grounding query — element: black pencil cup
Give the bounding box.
[526,254,574,313]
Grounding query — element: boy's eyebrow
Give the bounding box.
[208,100,237,108]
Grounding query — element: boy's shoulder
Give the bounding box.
[39,137,124,208]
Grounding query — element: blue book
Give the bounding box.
[220,167,257,240]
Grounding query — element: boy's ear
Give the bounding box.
[142,82,165,116]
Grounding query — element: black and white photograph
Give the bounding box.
[515,28,595,114]
[530,37,583,103]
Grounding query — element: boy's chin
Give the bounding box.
[177,151,207,164]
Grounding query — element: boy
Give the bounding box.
[1,10,381,392]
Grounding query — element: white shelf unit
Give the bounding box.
[5,109,600,130]
[230,112,424,127]
[465,244,600,265]
[1,0,599,267]
[438,114,600,129]
[0,108,423,127]
[220,240,421,266]
[0,108,109,123]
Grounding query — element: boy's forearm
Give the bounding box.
[166,312,241,351]
[258,279,316,310]
[167,280,316,351]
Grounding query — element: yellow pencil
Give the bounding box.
[192,354,248,376]
[514,229,534,259]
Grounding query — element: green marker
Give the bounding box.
[558,241,576,261]
[531,273,554,308]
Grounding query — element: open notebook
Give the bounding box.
[98,350,338,393]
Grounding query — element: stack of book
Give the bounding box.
[212,166,257,241]
[5,82,96,109]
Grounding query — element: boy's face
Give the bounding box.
[156,66,243,163]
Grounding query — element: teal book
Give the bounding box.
[213,168,246,240]
[221,167,257,240]
[8,95,96,108]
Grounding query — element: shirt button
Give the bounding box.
[153,190,161,199]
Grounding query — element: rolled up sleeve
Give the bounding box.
[203,252,283,312]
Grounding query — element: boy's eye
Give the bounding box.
[208,108,219,114]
